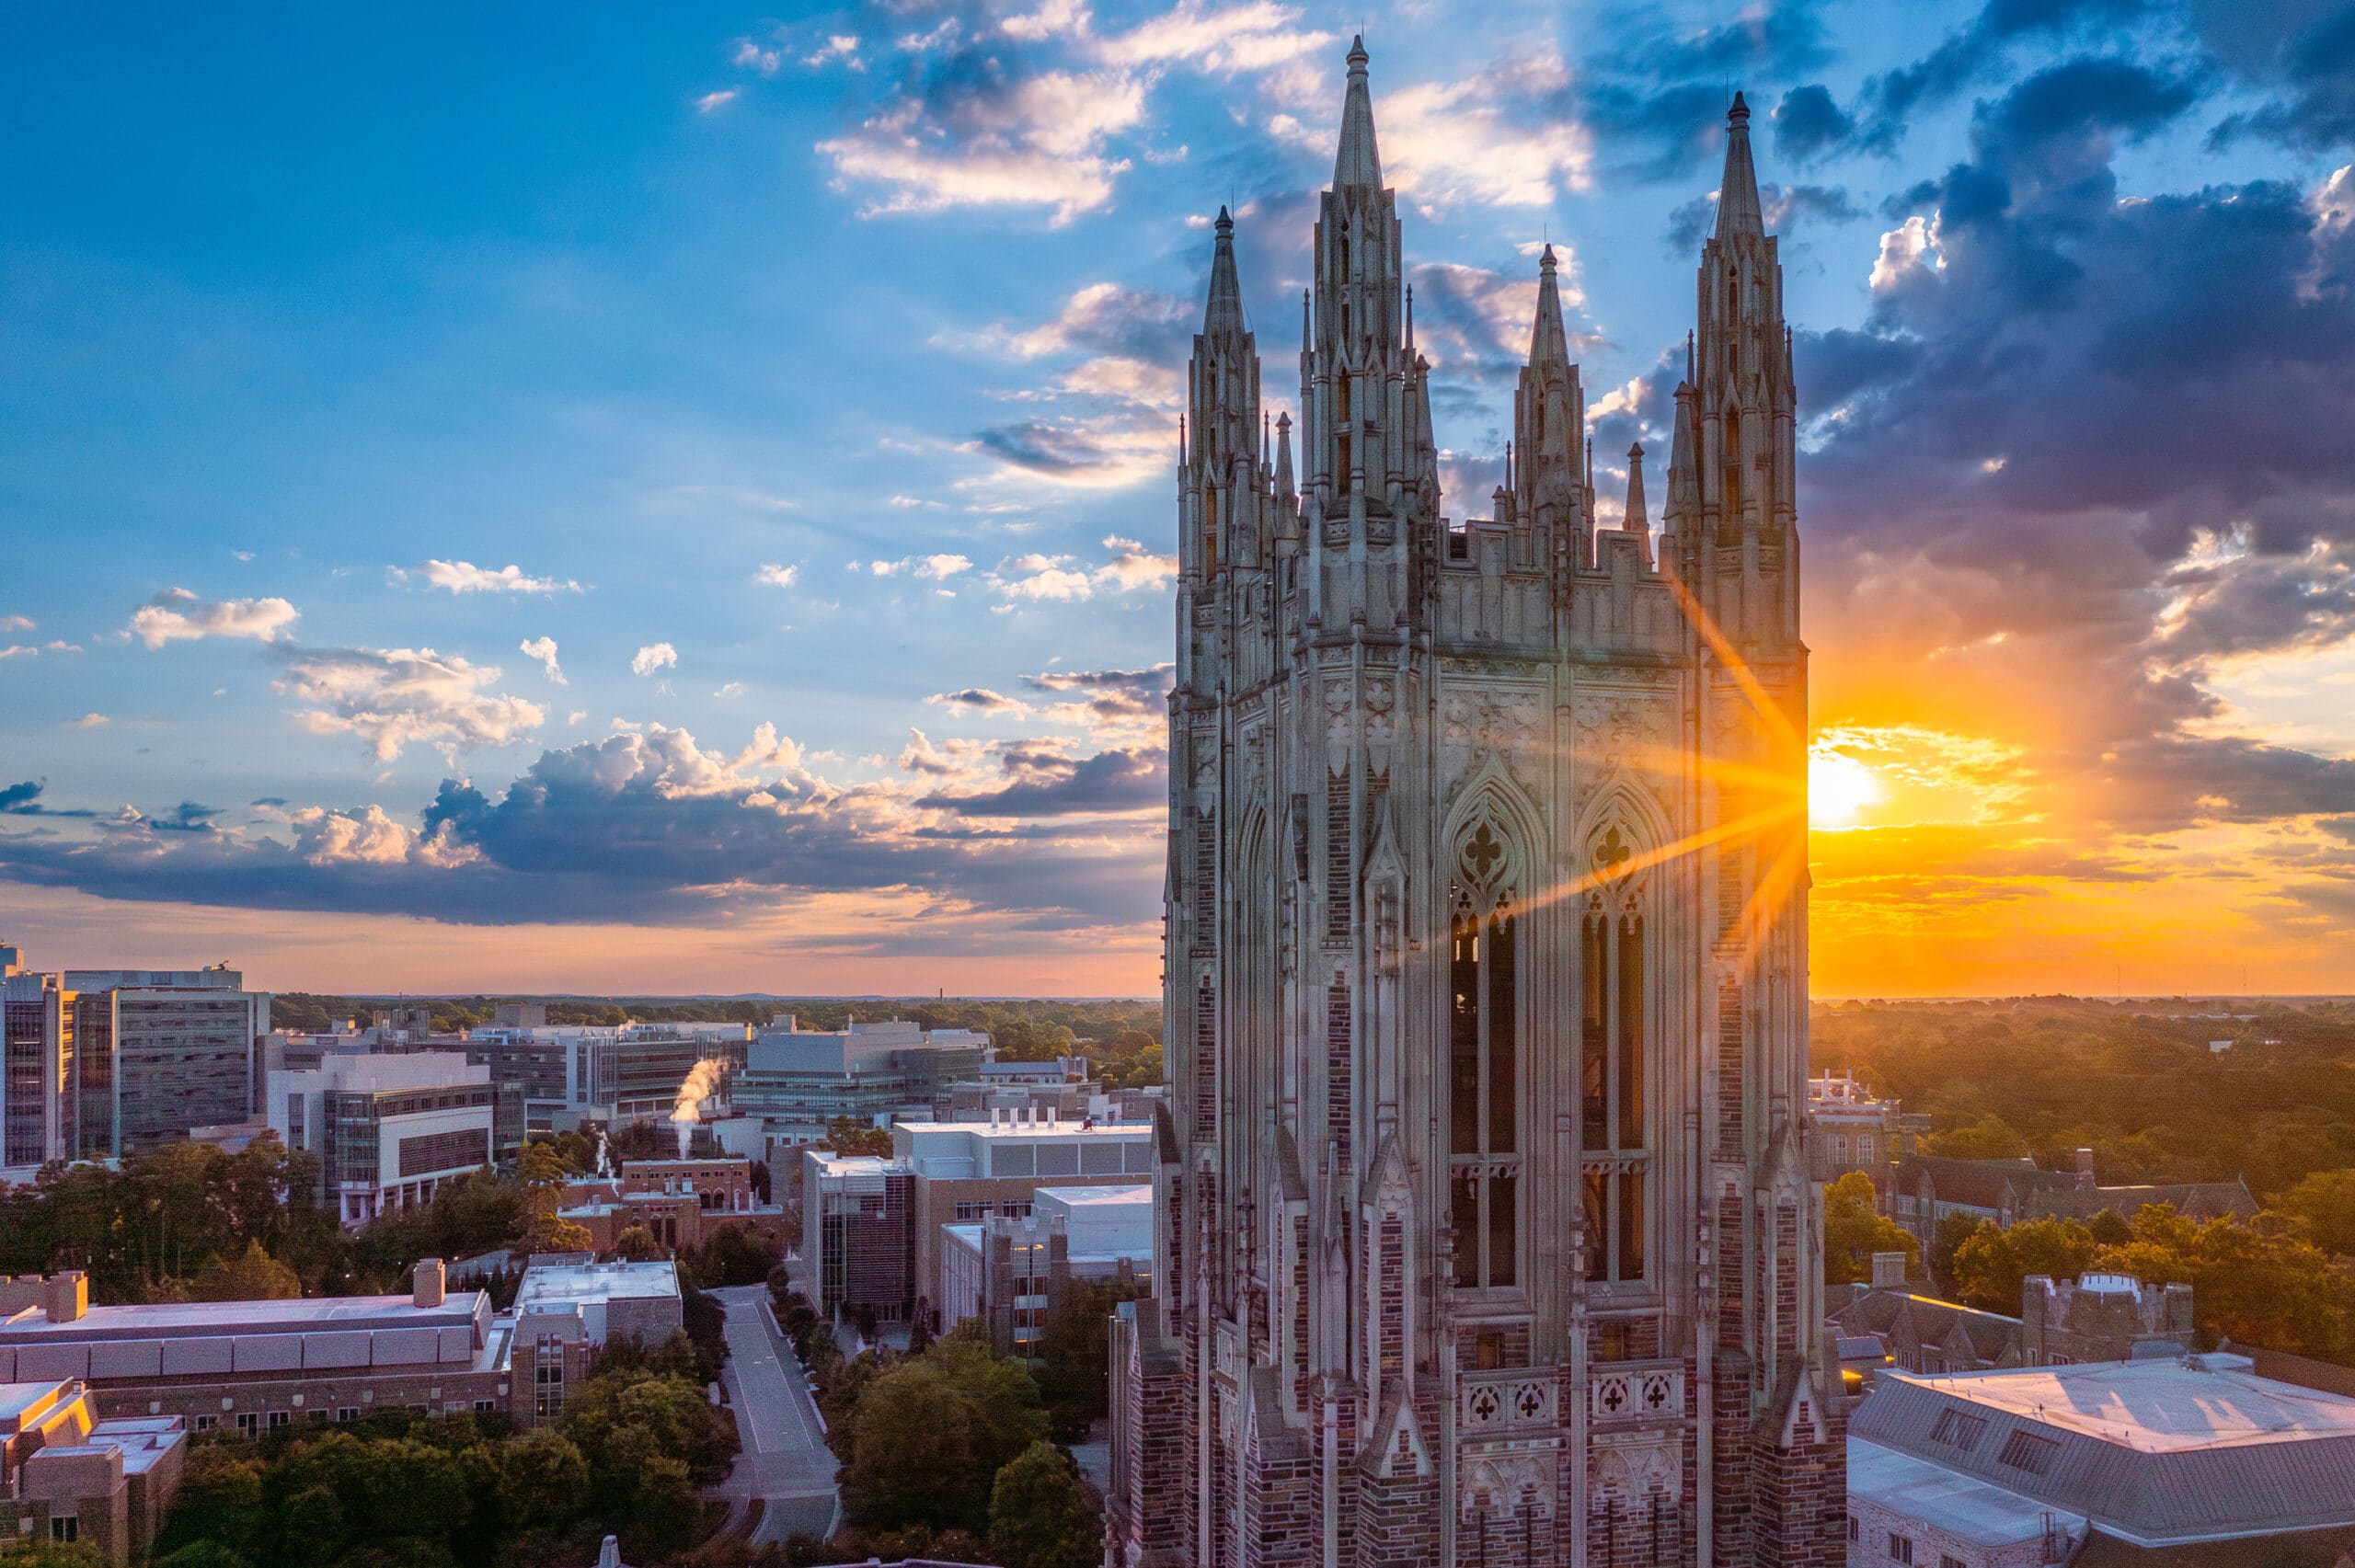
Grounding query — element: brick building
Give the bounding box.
[0,1379,185,1568]
[557,1155,788,1253]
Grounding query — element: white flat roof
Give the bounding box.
[1899,1354,2355,1452]
[514,1260,681,1309]
[0,1293,482,1341]
[1849,1439,2083,1545]
[897,1119,1148,1139]
[1036,1183,1151,1208]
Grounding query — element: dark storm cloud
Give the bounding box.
[1798,51,2355,836]
[1571,0,1831,180]
[0,782,95,818]
[1850,0,2160,154]
[2200,0,2355,151]
[971,422,1113,475]
[1024,665,1172,725]
[1773,85,1856,165]
[0,727,1162,932]
[921,746,1165,817]
[1665,182,1862,256]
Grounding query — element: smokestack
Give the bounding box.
[2074,1148,2096,1190]
[413,1257,446,1309]
[672,1057,726,1160]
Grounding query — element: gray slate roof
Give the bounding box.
[1849,1355,2355,1546]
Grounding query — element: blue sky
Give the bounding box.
[4,0,2352,994]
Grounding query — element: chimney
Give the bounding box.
[1869,1252,1908,1291]
[2074,1148,2096,1190]
[412,1257,446,1309]
[597,1538,622,1568]
[46,1271,86,1324]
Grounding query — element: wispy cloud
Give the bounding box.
[400,559,582,596]
[129,589,300,648]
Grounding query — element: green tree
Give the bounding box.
[821,1116,893,1158]
[1924,1116,2029,1161]
[2097,1204,2352,1358]
[152,1545,254,1568]
[1821,1173,1919,1286]
[0,1544,108,1568]
[2085,1207,2133,1247]
[2280,1169,2355,1257]
[1926,1210,1982,1290]
[691,1221,779,1288]
[1035,1276,1143,1442]
[155,1444,266,1561]
[843,1326,1048,1536]
[497,1427,589,1531]
[1949,1218,2099,1313]
[612,1225,663,1262]
[987,1441,1100,1568]
[190,1239,303,1302]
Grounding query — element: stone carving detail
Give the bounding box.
[1459,1373,1554,1429]
[1592,1435,1681,1492]
[1461,1453,1553,1520]
[1441,687,1543,777]
[1591,1366,1682,1423]
[1572,690,1676,774]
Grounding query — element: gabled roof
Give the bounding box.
[1898,1153,2061,1209]
[2024,1180,2258,1224]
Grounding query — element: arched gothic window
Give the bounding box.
[1448,818,1519,1290]
[1580,821,1648,1285]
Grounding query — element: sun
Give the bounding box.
[1809,750,1883,829]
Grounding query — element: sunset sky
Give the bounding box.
[4,0,2352,998]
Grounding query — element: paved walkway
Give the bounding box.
[708,1284,840,1547]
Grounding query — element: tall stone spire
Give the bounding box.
[1511,242,1584,555]
[1203,206,1246,338]
[1714,91,1764,242]
[1624,441,1648,533]
[1333,35,1382,191]
[1527,244,1571,373]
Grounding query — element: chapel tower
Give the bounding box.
[1109,52,1839,1567]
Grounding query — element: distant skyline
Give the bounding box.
[5,0,2352,996]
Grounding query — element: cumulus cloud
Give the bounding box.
[631,643,679,677]
[0,616,31,632]
[403,559,582,595]
[129,589,300,648]
[987,536,1176,601]
[274,646,546,762]
[519,636,567,685]
[752,563,800,588]
[922,742,1164,817]
[929,687,1030,715]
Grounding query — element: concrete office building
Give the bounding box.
[64,967,271,1154]
[800,1151,916,1325]
[936,1183,1153,1356]
[0,1264,515,1435]
[270,1053,521,1227]
[460,1022,751,1134]
[2,972,74,1169]
[733,1018,988,1146]
[0,1379,185,1568]
[1848,1355,2355,1562]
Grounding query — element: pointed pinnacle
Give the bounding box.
[1333,36,1383,189]
[1714,89,1764,243]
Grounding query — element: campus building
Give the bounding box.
[510,1255,684,1421]
[936,1183,1153,1357]
[269,1052,523,1227]
[0,1264,515,1434]
[557,1154,787,1253]
[1889,1150,2257,1252]
[1110,42,1841,1567]
[731,1018,989,1146]
[1807,1070,1927,1186]
[459,1022,752,1134]
[1847,1355,2355,1562]
[0,1379,185,1568]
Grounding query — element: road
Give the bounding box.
[709,1284,841,1546]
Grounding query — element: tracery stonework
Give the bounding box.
[1106,38,1842,1568]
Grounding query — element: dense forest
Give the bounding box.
[1811,998,2355,1200]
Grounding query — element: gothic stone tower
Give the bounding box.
[1107,43,1841,1568]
